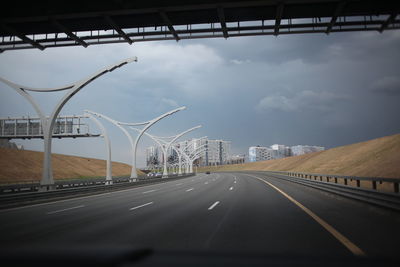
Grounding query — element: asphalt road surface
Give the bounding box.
[1,172,399,265]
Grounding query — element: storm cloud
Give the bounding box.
[1,30,399,167]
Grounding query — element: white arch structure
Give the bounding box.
[172,136,207,175]
[85,112,113,185]
[0,57,137,191]
[86,107,185,181]
[184,144,207,173]
[131,125,201,177]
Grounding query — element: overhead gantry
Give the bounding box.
[0,57,137,191]
[132,126,202,177]
[85,107,185,181]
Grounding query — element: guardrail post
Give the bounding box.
[394,182,399,193]
[356,180,360,187]
[320,176,322,181]
[344,178,348,185]
[334,177,337,183]
[372,181,377,190]
[326,176,330,183]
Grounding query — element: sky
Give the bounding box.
[1,30,400,168]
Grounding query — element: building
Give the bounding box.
[249,146,274,162]
[146,145,166,169]
[270,144,292,159]
[228,154,246,164]
[291,145,325,156]
[175,138,231,166]
[146,138,231,168]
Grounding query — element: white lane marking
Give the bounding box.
[186,188,194,192]
[205,182,209,185]
[142,189,156,194]
[129,202,153,211]
[229,187,233,191]
[245,174,366,256]
[176,183,183,186]
[208,201,220,210]
[47,205,85,215]
[1,175,205,213]
[234,181,237,184]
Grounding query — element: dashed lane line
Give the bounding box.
[208,201,220,210]
[142,189,156,194]
[129,202,153,211]
[47,205,85,215]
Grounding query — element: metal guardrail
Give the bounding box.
[0,173,193,194]
[0,173,196,209]
[265,171,400,194]
[256,171,400,212]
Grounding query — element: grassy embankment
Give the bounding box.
[198,133,400,179]
[0,148,143,184]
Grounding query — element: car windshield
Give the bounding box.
[1,1,400,266]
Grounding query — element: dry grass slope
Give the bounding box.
[199,133,400,178]
[0,148,143,184]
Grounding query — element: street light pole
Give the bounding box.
[0,57,137,191]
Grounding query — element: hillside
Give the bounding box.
[199,133,400,178]
[0,148,143,184]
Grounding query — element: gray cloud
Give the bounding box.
[1,30,400,167]
[370,76,400,96]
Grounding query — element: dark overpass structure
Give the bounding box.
[0,0,399,52]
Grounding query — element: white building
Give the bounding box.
[249,146,274,162]
[146,146,161,168]
[291,145,325,156]
[271,144,292,159]
[175,138,231,166]
[228,154,246,164]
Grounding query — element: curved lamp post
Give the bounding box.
[0,57,137,191]
[131,125,201,177]
[86,107,185,181]
[85,112,113,185]
[172,136,207,174]
[185,145,207,173]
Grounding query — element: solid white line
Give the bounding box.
[186,188,194,192]
[142,189,156,194]
[176,183,183,186]
[129,202,153,211]
[47,205,85,215]
[208,201,220,210]
[229,187,233,191]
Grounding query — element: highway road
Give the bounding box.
[1,172,399,265]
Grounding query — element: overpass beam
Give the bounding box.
[217,7,229,39]
[159,11,180,41]
[379,13,398,33]
[51,19,88,47]
[274,3,284,36]
[0,23,45,50]
[104,15,133,44]
[326,1,346,34]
